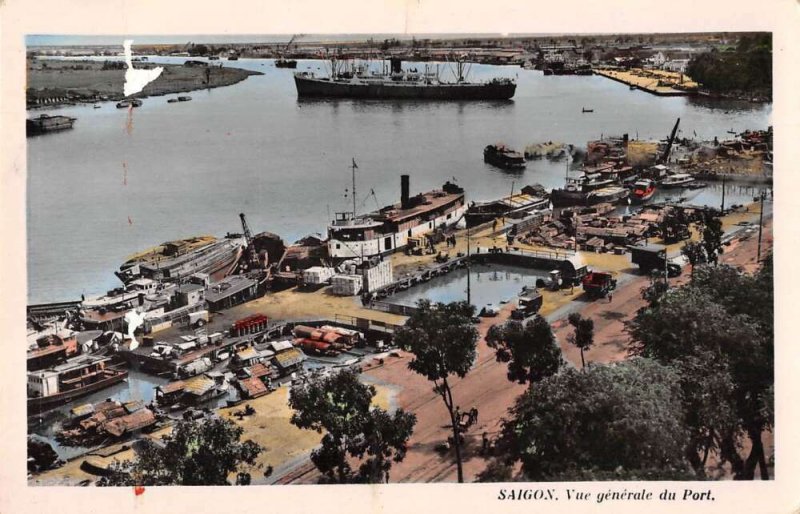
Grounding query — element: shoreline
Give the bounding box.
[26,59,263,110]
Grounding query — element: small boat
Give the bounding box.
[177,96,192,102]
[116,99,142,109]
[484,144,526,170]
[629,84,637,90]
[631,179,656,203]
[660,173,695,188]
[167,98,178,103]
[582,107,594,113]
[275,58,298,69]
[93,104,101,109]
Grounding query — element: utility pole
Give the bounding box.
[466,223,471,306]
[757,190,765,262]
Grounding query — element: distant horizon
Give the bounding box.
[25,31,756,47]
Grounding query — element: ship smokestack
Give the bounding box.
[401,174,410,210]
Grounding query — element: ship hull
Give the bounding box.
[550,189,586,207]
[28,370,129,413]
[294,75,516,100]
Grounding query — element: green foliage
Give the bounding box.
[486,316,564,384]
[99,417,263,486]
[681,241,706,277]
[394,300,479,483]
[288,369,416,484]
[502,358,691,480]
[687,33,772,97]
[567,312,594,369]
[701,218,724,265]
[396,300,478,383]
[188,44,210,56]
[626,261,774,478]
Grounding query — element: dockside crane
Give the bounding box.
[239,212,260,268]
[658,117,681,164]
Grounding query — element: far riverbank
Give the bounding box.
[27,58,263,109]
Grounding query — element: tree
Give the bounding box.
[567,313,594,369]
[701,217,724,265]
[188,44,209,56]
[486,316,564,384]
[394,300,479,483]
[626,262,773,479]
[681,240,706,278]
[289,369,416,483]
[499,358,692,480]
[99,417,263,486]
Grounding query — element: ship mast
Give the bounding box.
[351,158,358,217]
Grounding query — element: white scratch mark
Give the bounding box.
[123,39,163,97]
[124,308,146,350]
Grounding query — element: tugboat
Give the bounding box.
[484,144,526,170]
[631,179,656,203]
[275,58,298,69]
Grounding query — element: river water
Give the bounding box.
[27,57,772,303]
[391,263,547,309]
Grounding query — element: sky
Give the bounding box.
[25,34,516,47]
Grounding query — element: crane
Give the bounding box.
[658,117,681,164]
[239,213,260,267]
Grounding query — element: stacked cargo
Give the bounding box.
[292,324,360,356]
[331,274,363,296]
[361,259,393,293]
[302,266,335,286]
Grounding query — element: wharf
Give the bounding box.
[594,68,697,96]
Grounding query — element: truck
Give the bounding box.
[188,310,209,328]
[511,288,544,320]
[629,244,682,277]
[581,271,617,299]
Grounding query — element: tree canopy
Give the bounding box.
[626,260,773,478]
[289,369,416,483]
[394,300,479,483]
[100,417,263,486]
[486,316,564,384]
[500,358,692,480]
[687,34,772,98]
[567,312,594,369]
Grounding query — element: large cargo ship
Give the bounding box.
[116,236,245,285]
[328,173,466,260]
[294,58,516,100]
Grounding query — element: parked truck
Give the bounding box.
[511,288,544,320]
[629,244,682,277]
[581,271,617,299]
